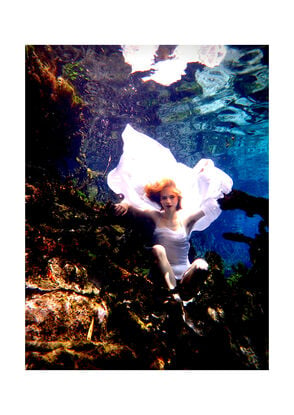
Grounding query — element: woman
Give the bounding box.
[114,178,218,302]
[108,124,233,303]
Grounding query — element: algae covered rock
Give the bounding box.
[25,177,268,369]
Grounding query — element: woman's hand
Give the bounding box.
[201,198,220,216]
[114,202,129,216]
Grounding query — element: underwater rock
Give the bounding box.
[26,46,86,178]
[25,176,268,369]
[26,290,104,341]
[218,189,268,224]
[25,340,137,370]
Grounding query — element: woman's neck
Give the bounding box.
[161,209,177,220]
[158,210,182,231]
[161,210,181,225]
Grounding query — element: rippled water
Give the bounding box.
[154,46,268,197]
[53,44,268,270]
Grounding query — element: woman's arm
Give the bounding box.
[183,210,205,235]
[183,198,220,234]
[114,201,158,223]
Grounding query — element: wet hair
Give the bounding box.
[144,178,182,210]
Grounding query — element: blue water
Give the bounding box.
[149,46,268,268]
[58,44,269,270]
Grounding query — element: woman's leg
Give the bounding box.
[152,244,177,290]
[152,244,183,302]
[179,258,209,297]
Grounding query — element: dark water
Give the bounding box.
[52,45,269,271]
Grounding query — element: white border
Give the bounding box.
[2,1,293,414]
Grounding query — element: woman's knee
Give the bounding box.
[192,258,209,271]
[180,258,209,287]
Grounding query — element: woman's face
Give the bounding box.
[160,186,178,211]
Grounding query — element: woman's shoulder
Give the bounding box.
[145,209,161,222]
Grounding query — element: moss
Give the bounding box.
[226,263,249,287]
[62,62,90,82]
[76,189,88,201]
[110,224,125,234]
[128,311,153,332]
[175,81,202,94]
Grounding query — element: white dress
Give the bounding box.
[153,225,191,280]
[107,124,233,234]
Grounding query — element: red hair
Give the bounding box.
[144,178,182,210]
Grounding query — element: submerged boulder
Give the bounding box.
[25,177,268,369]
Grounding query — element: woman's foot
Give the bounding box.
[164,284,182,304]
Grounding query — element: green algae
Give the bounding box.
[63,62,90,82]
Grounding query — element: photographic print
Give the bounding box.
[25,45,269,370]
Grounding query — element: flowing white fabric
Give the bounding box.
[107,124,233,234]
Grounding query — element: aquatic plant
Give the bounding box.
[226,263,249,287]
[62,61,90,82]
